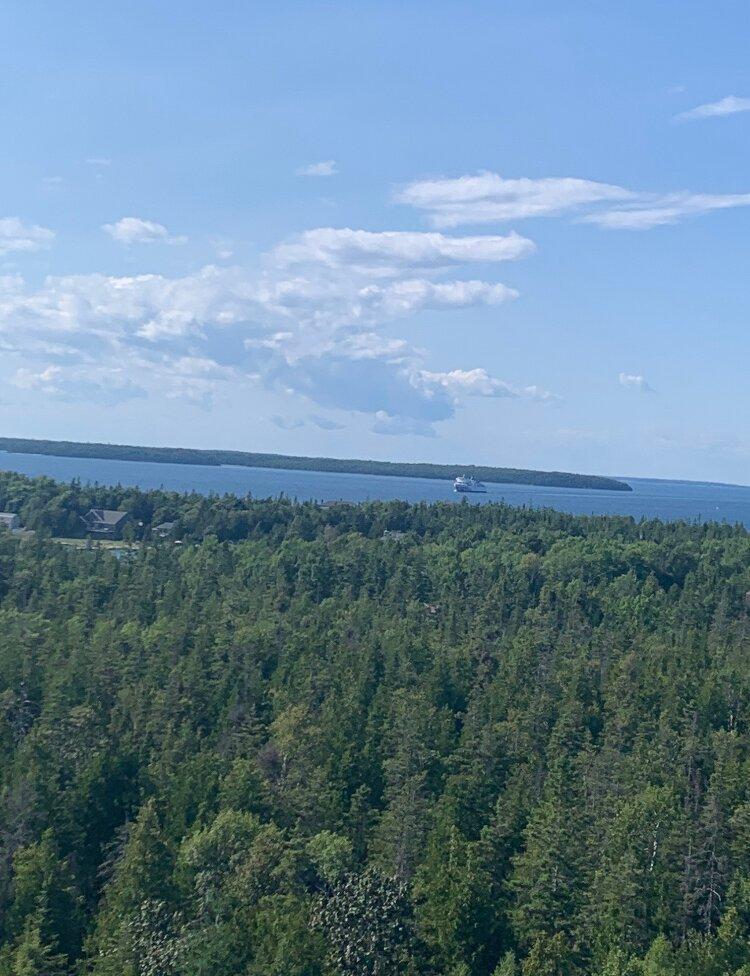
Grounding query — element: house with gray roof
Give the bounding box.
[81,509,131,539]
[0,513,21,531]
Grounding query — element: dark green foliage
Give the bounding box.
[0,436,632,490]
[0,470,749,974]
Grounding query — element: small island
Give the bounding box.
[0,436,632,492]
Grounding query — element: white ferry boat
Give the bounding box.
[453,475,487,494]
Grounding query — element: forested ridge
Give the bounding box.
[0,437,632,492]
[1,471,749,975]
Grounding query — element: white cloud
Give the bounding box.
[171,355,232,379]
[12,364,145,405]
[163,360,227,408]
[272,227,534,273]
[397,172,634,227]
[619,372,654,393]
[0,217,55,256]
[674,95,750,122]
[418,368,558,402]
[585,192,750,229]
[296,160,338,177]
[0,215,551,429]
[12,365,62,390]
[103,217,187,245]
[398,170,750,231]
[210,236,235,260]
[41,176,63,189]
[357,279,517,316]
[86,157,112,167]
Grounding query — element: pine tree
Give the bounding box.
[4,914,68,976]
[86,800,176,975]
[4,830,82,964]
[521,932,575,976]
[372,691,441,881]
[510,758,588,951]
[492,951,520,976]
[589,785,683,959]
[414,818,496,974]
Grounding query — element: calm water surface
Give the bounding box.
[1,451,749,528]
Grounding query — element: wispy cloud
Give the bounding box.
[397,172,633,226]
[210,236,235,260]
[674,95,750,122]
[398,170,750,231]
[619,372,654,393]
[0,217,55,256]
[103,217,187,245]
[272,227,534,273]
[418,368,558,402]
[357,279,518,316]
[86,157,112,166]
[12,365,145,405]
[585,192,750,230]
[296,160,338,177]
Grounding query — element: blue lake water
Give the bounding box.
[1,450,749,528]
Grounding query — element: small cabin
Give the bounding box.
[154,521,177,539]
[0,512,21,531]
[81,509,131,540]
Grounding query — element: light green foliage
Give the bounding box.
[4,830,82,963]
[640,935,677,976]
[306,831,354,884]
[596,949,640,976]
[493,952,520,976]
[0,917,68,976]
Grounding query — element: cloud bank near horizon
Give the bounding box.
[5,159,748,437]
[1,218,552,434]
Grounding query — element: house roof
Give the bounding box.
[0,512,19,519]
[84,509,130,526]
[154,521,176,531]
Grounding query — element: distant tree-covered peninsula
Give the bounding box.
[0,436,633,491]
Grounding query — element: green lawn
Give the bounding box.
[52,537,140,550]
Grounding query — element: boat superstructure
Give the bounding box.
[453,475,487,494]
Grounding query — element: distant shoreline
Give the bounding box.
[0,436,633,492]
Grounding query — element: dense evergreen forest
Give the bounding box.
[1,470,749,975]
[0,437,632,492]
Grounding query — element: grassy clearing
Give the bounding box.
[52,537,141,550]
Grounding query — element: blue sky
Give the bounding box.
[2,1,749,483]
